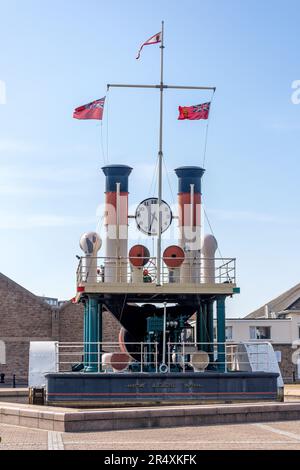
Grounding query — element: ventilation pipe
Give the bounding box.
[201,234,218,283]
[79,232,102,283]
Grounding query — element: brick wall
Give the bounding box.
[58,302,84,342]
[58,303,121,344]
[0,274,54,382]
[0,274,52,338]
[1,342,30,384]
[102,310,121,343]
[0,272,123,383]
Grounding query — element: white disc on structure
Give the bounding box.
[79,232,102,255]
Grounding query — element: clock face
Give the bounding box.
[135,198,173,236]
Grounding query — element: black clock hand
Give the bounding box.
[149,211,157,231]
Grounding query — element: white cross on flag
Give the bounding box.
[136,32,162,59]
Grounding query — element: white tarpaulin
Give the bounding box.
[28,341,57,388]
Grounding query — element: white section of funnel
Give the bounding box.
[201,234,218,283]
[80,232,102,283]
[105,238,128,282]
[178,184,202,284]
[180,239,201,284]
[104,184,128,283]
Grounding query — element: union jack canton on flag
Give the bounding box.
[73,97,106,120]
[178,102,211,120]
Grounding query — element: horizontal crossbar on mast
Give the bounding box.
[107,83,216,91]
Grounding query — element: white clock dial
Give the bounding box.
[135,198,172,236]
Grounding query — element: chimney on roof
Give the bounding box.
[264,305,269,318]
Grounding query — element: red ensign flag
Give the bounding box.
[73,97,105,120]
[178,102,211,120]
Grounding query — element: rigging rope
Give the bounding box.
[100,122,106,164]
[106,90,110,163]
[202,201,224,262]
[202,89,216,168]
[148,155,159,197]
[118,293,128,326]
[96,213,105,236]
[99,90,110,164]
[162,156,176,206]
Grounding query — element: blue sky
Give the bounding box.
[0,0,300,317]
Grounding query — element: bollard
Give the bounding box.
[12,374,16,388]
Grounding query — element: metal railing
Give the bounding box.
[56,341,275,374]
[57,341,159,373]
[76,256,236,285]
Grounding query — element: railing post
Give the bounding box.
[55,341,59,372]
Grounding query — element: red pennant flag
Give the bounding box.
[136,32,162,59]
[73,97,105,120]
[178,102,211,120]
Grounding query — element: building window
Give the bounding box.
[250,326,271,340]
[0,341,6,364]
[226,326,233,341]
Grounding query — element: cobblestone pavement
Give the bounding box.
[0,423,48,450]
[1,420,300,450]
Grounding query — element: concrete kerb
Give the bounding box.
[2,401,300,432]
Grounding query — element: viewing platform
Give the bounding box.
[75,256,238,301]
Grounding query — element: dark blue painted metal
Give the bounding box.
[102,164,133,192]
[46,372,279,405]
[175,166,205,193]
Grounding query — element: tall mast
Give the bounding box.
[107,22,215,287]
[157,20,164,286]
